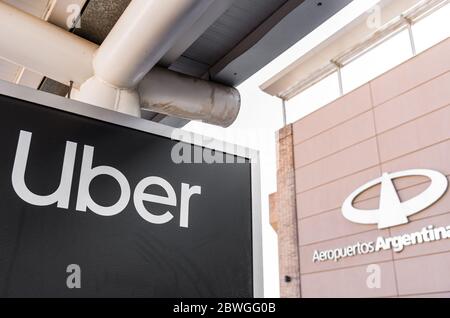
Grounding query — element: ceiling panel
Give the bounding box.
[210,0,353,85]
[175,0,288,74]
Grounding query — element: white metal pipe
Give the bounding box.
[138,67,240,127]
[0,2,97,87]
[71,76,141,117]
[93,0,215,89]
[281,99,287,127]
[0,1,241,126]
[335,63,344,96]
[405,18,417,56]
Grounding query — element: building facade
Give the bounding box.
[270,38,450,297]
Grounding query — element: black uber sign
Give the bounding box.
[0,92,255,298]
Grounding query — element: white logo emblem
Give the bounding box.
[342,169,448,229]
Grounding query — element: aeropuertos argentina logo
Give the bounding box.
[342,170,448,229]
[313,169,449,263]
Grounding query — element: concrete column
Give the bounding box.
[270,124,301,298]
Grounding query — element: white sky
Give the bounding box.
[183,0,450,297]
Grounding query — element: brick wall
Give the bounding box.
[270,125,301,297]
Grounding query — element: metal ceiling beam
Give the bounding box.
[159,0,235,67]
[207,0,353,86]
[207,0,306,81]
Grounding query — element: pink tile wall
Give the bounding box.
[296,167,381,218]
[381,140,450,175]
[370,38,450,106]
[301,262,397,298]
[374,71,450,133]
[401,292,450,298]
[395,252,450,295]
[295,138,379,192]
[291,38,450,298]
[293,84,372,144]
[377,106,450,162]
[294,111,376,168]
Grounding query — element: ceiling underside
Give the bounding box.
[0,0,352,126]
[172,0,353,86]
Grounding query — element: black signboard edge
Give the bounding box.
[0,79,264,298]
